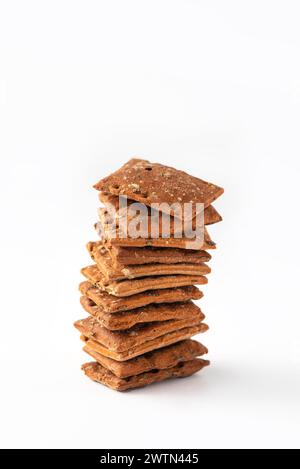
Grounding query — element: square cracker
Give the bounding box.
[79,281,203,313]
[96,214,216,251]
[80,295,204,330]
[93,158,224,219]
[95,243,212,266]
[83,339,208,378]
[99,192,222,231]
[80,322,208,361]
[81,264,208,297]
[74,314,204,353]
[86,243,211,281]
[82,358,210,391]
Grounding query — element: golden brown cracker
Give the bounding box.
[96,215,216,251]
[83,339,208,378]
[80,295,204,330]
[93,158,224,219]
[74,314,204,353]
[79,281,203,313]
[99,192,222,231]
[81,264,207,296]
[87,241,210,281]
[93,242,212,266]
[82,358,210,391]
[79,322,208,361]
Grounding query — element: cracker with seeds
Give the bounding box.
[99,192,222,234]
[82,358,210,391]
[81,264,208,297]
[87,241,211,281]
[83,339,208,378]
[96,217,216,251]
[92,242,212,266]
[80,295,204,330]
[79,281,203,313]
[79,322,208,361]
[94,158,224,220]
[74,315,204,353]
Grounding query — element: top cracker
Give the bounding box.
[94,158,224,220]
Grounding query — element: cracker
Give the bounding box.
[96,216,216,251]
[74,314,204,352]
[87,240,210,281]
[203,204,223,226]
[93,158,224,219]
[99,192,222,231]
[81,264,208,296]
[92,242,212,266]
[79,322,208,361]
[80,295,204,330]
[82,358,210,391]
[83,339,208,378]
[79,281,203,313]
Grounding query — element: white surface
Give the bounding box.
[0,0,300,449]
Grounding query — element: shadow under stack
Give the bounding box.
[75,158,224,391]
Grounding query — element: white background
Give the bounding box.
[0,0,300,449]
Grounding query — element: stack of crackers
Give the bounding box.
[75,159,223,391]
